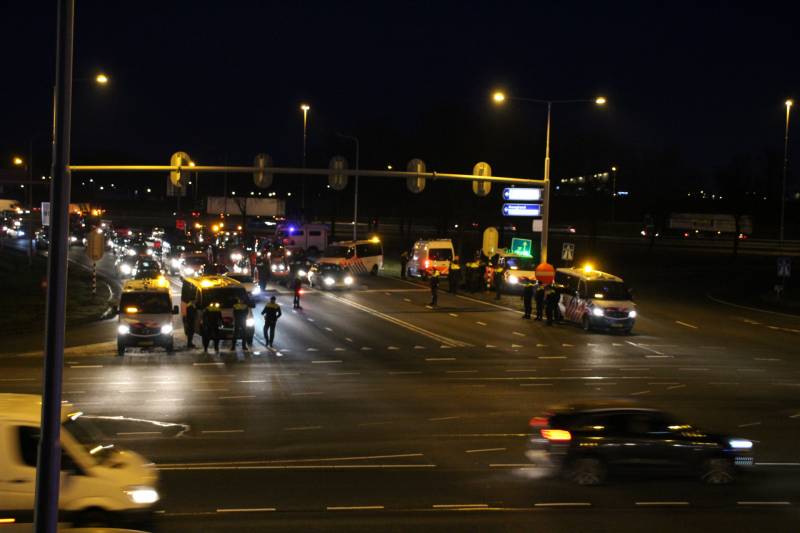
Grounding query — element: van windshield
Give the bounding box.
[202,287,249,308]
[63,414,112,465]
[324,245,352,258]
[428,249,452,261]
[119,292,172,314]
[587,280,631,301]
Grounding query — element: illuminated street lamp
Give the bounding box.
[492,90,607,263]
[95,73,109,84]
[780,99,793,242]
[13,156,24,166]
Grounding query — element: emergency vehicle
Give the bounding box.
[318,238,383,275]
[116,277,178,355]
[495,252,538,293]
[180,275,255,344]
[276,223,329,254]
[554,266,637,333]
[406,239,455,278]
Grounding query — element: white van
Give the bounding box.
[276,223,329,255]
[407,239,455,277]
[555,266,637,333]
[117,279,178,356]
[0,394,159,527]
[496,252,537,293]
[318,239,384,275]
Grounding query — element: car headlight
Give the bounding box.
[70,235,77,242]
[118,324,130,335]
[298,269,307,277]
[233,264,242,273]
[344,276,354,285]
[161,324,173,334]
[270,264,277,272]
[246,317,255,327]
[324,276,335,286]
[251,286,261,295]
[278,264,285,271]
[508,275,519,284]
[729,439,753,449]
[183,267,195,276]
[146,248,153,255]
[127,249,136,256]
[231,253,243,262]
[124,486,160,505]
[120,264,132,275]
[628,310,637,318]
[591,307,604,317]
[171,258,181,268]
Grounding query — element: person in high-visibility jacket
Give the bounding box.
[448,261,461,295]
[201,302,223,353]
[231,296,250,351]
[429,270,441,306]
[185,299,197,349]
[261,296,282,347]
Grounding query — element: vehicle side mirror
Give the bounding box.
[172,305,179,315]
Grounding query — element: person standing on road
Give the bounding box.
[256,258,268,292]
[534,281,545,321]
[231,296,250,351]
[522,280,534,319]
[429,270,440,306]
[400,250,409,280]
[448,260,461,295]
[261,296,282,347]
[185,299,197,348]
[201,301,223,352]
[292,274,303,309]
[545,284,559,326]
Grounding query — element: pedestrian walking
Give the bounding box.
[261,296,282,347]
[185,299,197,348]
[231,296,250,351]
[400,250,409,280]
[429,270,440,306]
[522,281,534,319]
[534,281,545,321]
[201,301,223,352]
[292,274,303,309]
[448,260,461,295]
[545,284,559,326]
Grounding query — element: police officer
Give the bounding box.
[292,274,303,309]
[400,250,409,280]
[429,270,440,306]
[231,296,249,351]
[261,296,282,347]
[448,260,461,295]
[201,301,223,352]
[185,299,197,348]
[493,266,504,300]
[522,280,534,319]
[256,258,268,292]
[545,284,559,326]
[534,281,545,321]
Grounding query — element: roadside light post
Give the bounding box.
[337,133,360,240]
[492,92,606,264]
[611,165,618,225]
[780,99,793,242]
[300,103,310,218]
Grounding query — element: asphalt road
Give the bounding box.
[2,250,800,532]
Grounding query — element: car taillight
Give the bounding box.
[529,416,549,428]
[424,260,430,268]
[541,429,572,441]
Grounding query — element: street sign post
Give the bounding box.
[86,231,104,297]
[503,187,542,202]
[169,151,191,187]
[562,242,575,262]
[502,203,541,217]
[510,237,532,257]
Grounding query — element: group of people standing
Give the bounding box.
[521,280,561,325]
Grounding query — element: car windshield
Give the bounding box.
[587,280,631,301]
[203,287,249,308]
[505,257,536,270]
[428,249,452,261]
[324,245,351,258]
[120,292,172,313]
[318,263,343,273]
[63,414,113,464]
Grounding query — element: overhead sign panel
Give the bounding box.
[503,187,542,202]
[502,203,541,217]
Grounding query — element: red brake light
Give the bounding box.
[529,416,549,428]
[424,259,430,268]
[541,429,572,441]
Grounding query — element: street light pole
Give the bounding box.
[35,0,74,530]
[337,133,360,240]
[301,104,310,219]
[610,165,618,225]
[780,99,793,242]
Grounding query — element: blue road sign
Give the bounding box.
[502,203,541,217]
[503,187,542,201]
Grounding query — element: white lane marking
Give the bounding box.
[429,416,461,421]
[708,293,800,318]
[334,347,346,351]
[485,344,496,348]
[414,345,426,349]
[736,501,791,506]
[630,390,650,396]
[743,319,762,325]
[635,501,689,506]
[534,502,591,508]
[426,357,456,362]
[446,370,478,374]
[216,508,276,513]
[0,378,36,381]
[345,337,354,343]
[489,463,535,467]
[311,360,342,364]
[709,382,739,385]
[384,292,392,296]
[521,383,553,387]
[666,384,686,390]
[562,368,593,372]
[388,346,400,350]
[146,398,184,402]
[505,369,538,373]
[612,343,624,347]
[449,313,459,317]
[789,413,800,418]
[160,453,426,468]
[117,431,160,436]
[625,341,664,356]
[65,391,86,394]
[425,305,433,309]
[512,332,526,337]
[511,344,524,349]
[328,372,360,376]
[238,380,266,383]
[328,506,384,511]
[284,426,323,431]
[675,320,698,329]
[307,318,315,322]
[620,367,649,371]
[587,343,599,347]
[322,291,469,347]
[325,327,333,332]
[358,421,393,426]
[538,356,566,360]
[201,429,244,434]
[466,447,506,454]
[433,504,488,509]
[476,321,487,326]
[194,388,229,392]
[645,355,673,359]
[679,367,709,371]
[307,347,319,351]
[738,421,761,428]
[756,462,800,466]
[389,371,422,375]
[291,391,323,396]
[361,346,373,351]
[219,395,256,400]
[561,343,574,347]
[403,298,412,302]
[536,343,548,347]
[70,365,103,369]
[162,463,436,471]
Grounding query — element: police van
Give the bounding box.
[555,266,637,333]
[180,275,255,344]
[407,239,455,278]
[495,251,537,293]
[117,278,178,355]
[318,238,383,276]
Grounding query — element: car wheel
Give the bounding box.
[701,457,735,485]
[581,314,591,332]
[567,457,606,486]
[370,264,379,276]
[117,342,125,356]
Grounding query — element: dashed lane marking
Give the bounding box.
[466,448,507,454]
[486,344,496,348]
[291,392,323,396]
[512,331,526,337]
[449,313,459,317]
[625,341,665,356]
[511,344,524,348]
[536,343,548,347]
[476,321,487,326]
[117,431,160,436]
[561,343,574,347]
[789,413,800,418]
[306,347,319,351]
[311,360,342,364]
[433,504,488,509]
[414,345,426,349]
[426,357,456,362]
[429,416,461,421]
[389,371,422,375]
[219,395,256,400]
[675,320,698,329]
[325,327,333,332]
[738,421,761,428]
[334,347,346,351]
[328,506,384,511]
[328,372,360,376]
[388,346,399,350]
[630,390,651,396]
[754,357,781,361]
[217,508,276,513]
[538,356,566,360]
[345,337,354,343]
[70,365,103,369]
[284,426,323,431]
[666,384,686,390]
[521,383,553,387]
[446,370,478,374]
[201,429,244,434]
[736,501,791,506]
[361,346,373,351]
[505,369,538,372]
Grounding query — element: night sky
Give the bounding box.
[1,1,798,200]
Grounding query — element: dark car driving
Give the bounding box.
[308,262,354,289]
[526,405,754,485]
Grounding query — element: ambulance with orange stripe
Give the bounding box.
[317,237,384,276]
[555,265,637,334]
